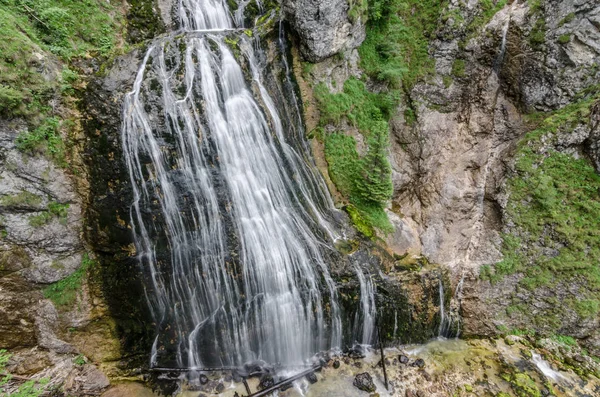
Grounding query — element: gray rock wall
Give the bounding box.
[283,0,366,61]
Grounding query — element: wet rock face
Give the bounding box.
[82,48,154,358]
[353,372,375,393]
[283,0,365,61]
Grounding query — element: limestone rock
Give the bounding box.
[353,372,376,393]
[63,364,110,395]
[283,0,366,62]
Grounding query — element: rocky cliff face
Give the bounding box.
[2,0,600,394]
[283,0,366,61]
[291,0,600,355]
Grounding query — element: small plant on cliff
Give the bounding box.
[43,253,96,308]
[28,202,69,227]
[16,117,66,166]
[360,0,449,88]
[483,90,600,330]
[0,350,48,397]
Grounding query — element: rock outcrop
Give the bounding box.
[283,0,366,62]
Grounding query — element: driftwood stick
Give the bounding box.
[376,315,389,390]
[247,366,320,397]
[242,377,251,395]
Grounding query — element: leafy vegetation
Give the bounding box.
[359,0,448,88]
[0,350,48,397]
[28,201,69,227]
[0,191,42,207]
[451,59,466,77]
[43,253,95,307]
[315,0,453,236]
[16,117,67,166]
[557,34,570,44]
[315,78,394,236]
[482,89,600,327]
[0,0,125,166]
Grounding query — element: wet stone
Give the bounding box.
[349,346,366,359]
[198,374,209,385]
[353,372,376,393]
[399,354,409,364]
[280,381,293,391]
[422,371,432,381]
[259,374,274,389]
[215,383,225,393]
[333,360,341,369]
[305,372,318,384]
[411,358,425,368]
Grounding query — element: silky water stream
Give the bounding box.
[121,0,374,382]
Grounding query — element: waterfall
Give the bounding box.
[437,273,464,338]
[438,277,447,338]
[122,0,347,369]
[493,17,510,73]
[353,266,376,346]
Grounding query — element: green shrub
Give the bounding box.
[0,84,25,117]
[28,202,69,227]
[43,253,95,307]
[0,191,42,207]
[16,117,66,166]
[557,34,570,44]
[451,59,466,77]
[317,78,395,236]
[1,349,48,397]
[529,17,546,48]
[359,0,448,88]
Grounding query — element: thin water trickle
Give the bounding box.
[494,17,511,73]
[122,0,354,369]
[353,266,376,346]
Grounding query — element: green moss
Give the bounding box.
[451,59,466,77]
[28,202,69,227]
[559,12,575,27]
[483,89,600,330]
[360,0,448,89]
[0,191,43,207]
[16,117,66,166]
[557,34,570,44]
[511,373,541,397]
[317,78,395,236]
[43,253,96,308]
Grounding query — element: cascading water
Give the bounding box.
[493,17,511,73]
[122,0,350,369]
[353,267,376,346]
